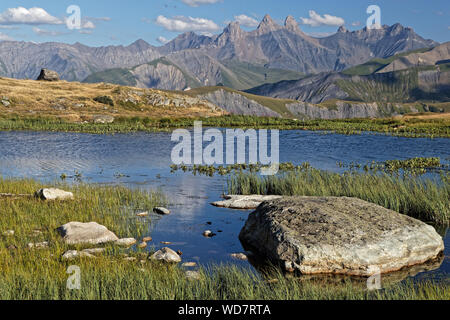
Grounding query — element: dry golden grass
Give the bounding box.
[402,112,450,120]
[0,77,226,122]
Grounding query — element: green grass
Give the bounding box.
[0,114,449,137]
[0,177,447,300]
[227,169,450,225]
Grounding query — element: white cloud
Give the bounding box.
[351,21,361,27]
[300,10,345,27]
[0,32,14,41]
[79,30,93,35]
[156,15,220,32]
[182,0,221,7]
[32,27,65,36]
[82,21,96,29]
[157,36,169,44]
[0,7,62,25]
[234,14,259,28]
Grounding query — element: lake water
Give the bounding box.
[0,130,448,284]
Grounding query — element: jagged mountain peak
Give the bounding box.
[284,16,301,33]
[256,14,281,34]
[129,39,152,50]
[337,26,348,33]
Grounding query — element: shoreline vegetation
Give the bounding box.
[0,114,449,137]
[227,168,449,226]
[0,177,448,300]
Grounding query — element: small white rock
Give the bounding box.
[115,238,137,247]
[28,241,49,249]
[35,188,74,201]
[62,250,95,260]
[3,230,14,236]
[153,207,170,215]
[149,247,181,263]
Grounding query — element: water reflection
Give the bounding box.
[0,130,448,282]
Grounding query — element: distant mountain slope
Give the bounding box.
[0,15,438,86]
[247,44,450,104]
[0,40,161,81]
[84,52,304,91]
[248,66,450,104]
[376,42,450,73]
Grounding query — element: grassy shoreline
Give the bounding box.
[227,169,449,225]
[0,114,449,137]
[0,177,448,300]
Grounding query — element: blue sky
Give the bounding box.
[0,0,448,46]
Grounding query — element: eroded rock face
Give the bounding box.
[35,188,74,201]
[212,195,282,210]
[57,222,119,245]
[36,69,60,81]
[239,197,444,276]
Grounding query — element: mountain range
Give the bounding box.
[0,15,439,92]
[248,42,450,103]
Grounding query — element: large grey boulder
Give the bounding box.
[36,68,60,81]
[212,195,282,210]
[239,197,444,276]
[57,222,119,245]
[35,188,74,201]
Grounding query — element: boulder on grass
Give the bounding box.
[239,196,444,276]
[115,238,137,247]
[36,69,60,81]
[57,222,119,245]
[149,247,181,263]
[35,188,74,201]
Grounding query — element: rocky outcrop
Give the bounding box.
[199,89,280,117]
[131,62,188,90]
[36,69,60,81]
[287,101,418,119]
[212,195,282,209]
[93,115,115,124]
[35,188,74,201]
[239,197,444,276]
[57,222,119,245]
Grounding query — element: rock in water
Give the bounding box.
[36,68,60,81]
[149,247,181,263]
[35,188,74,201]
[153,207,170,215]
[57,222,119,245]
[239,197,444,276]
[212,195,282,209]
